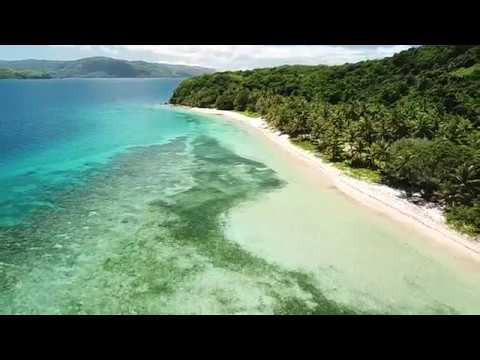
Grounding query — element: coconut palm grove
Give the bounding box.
[170,45,480,235]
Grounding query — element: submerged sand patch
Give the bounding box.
[185,107,480,262]
[0,135,356,314]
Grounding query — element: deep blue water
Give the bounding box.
[0,78,186,225]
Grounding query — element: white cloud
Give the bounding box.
[54,45,94,52]
[98,45,120,55]
[48,45,414,70]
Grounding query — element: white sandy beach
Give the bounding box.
[185,106,480,262]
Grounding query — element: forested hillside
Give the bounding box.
[0,68,52,79]
[0,57,215,79]
[170,45,480,235]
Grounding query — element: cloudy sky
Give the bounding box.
[0,45,415,71]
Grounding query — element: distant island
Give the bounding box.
[0,56,215,79]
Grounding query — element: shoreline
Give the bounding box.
[180,105,480,262]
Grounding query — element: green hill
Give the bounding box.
[0,57,215,79]
[170,45,480,235]
[0,67,52,79]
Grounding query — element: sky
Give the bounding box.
[0,45,415,71]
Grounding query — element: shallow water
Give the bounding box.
[1,79,480,314]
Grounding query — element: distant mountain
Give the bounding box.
[0,57,215,79]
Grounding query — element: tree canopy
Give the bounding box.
[170,45,480,235]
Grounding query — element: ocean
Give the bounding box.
[1,78,479,314]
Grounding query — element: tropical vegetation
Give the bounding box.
[170,45,480,235]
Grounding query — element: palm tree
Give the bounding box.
[445,163,480,206]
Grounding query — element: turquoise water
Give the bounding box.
[1,79,480,314]
[0,79,184,226]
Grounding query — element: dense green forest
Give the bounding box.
[0,57,215,79]
[170,45,480,236]
[0,68,52,79]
